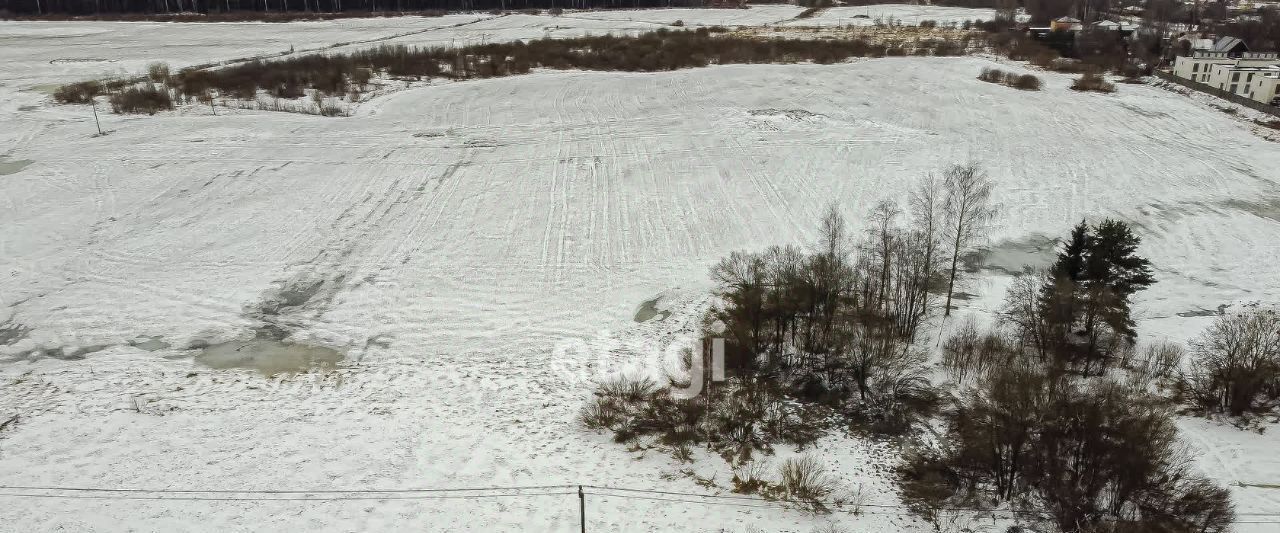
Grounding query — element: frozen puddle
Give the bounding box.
[195,339,344,375]
[0,158,34,176]
[128,336,171,352]
[963,234,1059,275]
[634,296,672,322]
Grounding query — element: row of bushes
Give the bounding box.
[55,78,177,114]
[58,27,993,114]
[976,67,1042,91]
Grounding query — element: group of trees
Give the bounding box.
[1210,7,1280,52]
[1001,219,1154,374]
[901,220,1239,533]
[904,359,1235,533]
[579,163,1279,528]
[705,166,996,428]
[584,165,999,463]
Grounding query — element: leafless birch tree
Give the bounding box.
[942,164,998,316]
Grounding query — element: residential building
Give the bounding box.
[1173,51,1280,105]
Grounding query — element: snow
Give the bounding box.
[0,14,490,89]
[2,8,1280,533]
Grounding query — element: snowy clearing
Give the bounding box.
[1,8,1279,533]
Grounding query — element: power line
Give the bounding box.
[586,489,1280,524]
[586,485,1054,517]
[0,491,576,502]
[0,483,573,495]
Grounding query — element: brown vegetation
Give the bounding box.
[59,28,899,114]
[1071,72,1117,93]
[108,85,173,114]
[902,362,1234,533]
[53,80,102,104]
[977,67,1043,91]
[900,220,1232,533]
[585,166,1003,463]
[1181,310,1280,416]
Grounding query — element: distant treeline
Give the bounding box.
[1,0,710,17]
[0,0,1008,18]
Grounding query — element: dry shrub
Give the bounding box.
[1071,72,1116,93]
[1128,340,1183,388]
[977,68,1042,91]
[731,461,770,495]
[1029,51,1059,69]
[581,372,827,460]
[775,455,837,508]
[977,67,1005,83]
[1117,62,1147,80]
[53,80,101,103]
[316,98,345,117]
[932,41,965,56]
[1010,74,1042,90]
[147,62,170,83]
[942,319,1019,382]
[109,85,173,114]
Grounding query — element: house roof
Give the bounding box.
[1054,16,1081,23]
[1214,36,1248,52]
[1093,20,1138,31]
[1228,64,1280,72]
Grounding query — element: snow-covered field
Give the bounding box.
[2,7,1279,532]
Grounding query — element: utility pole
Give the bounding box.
[578,485,586,533]
[91,100,103,136]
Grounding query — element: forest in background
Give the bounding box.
[0,0,1005,18]
[5,0,714,17]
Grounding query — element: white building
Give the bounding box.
[1173,51,1280,105]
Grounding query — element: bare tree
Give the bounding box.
[941,164,998,317]
[864,200,902,314]
[904,173,946,334]
[1183,310,1280,416]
